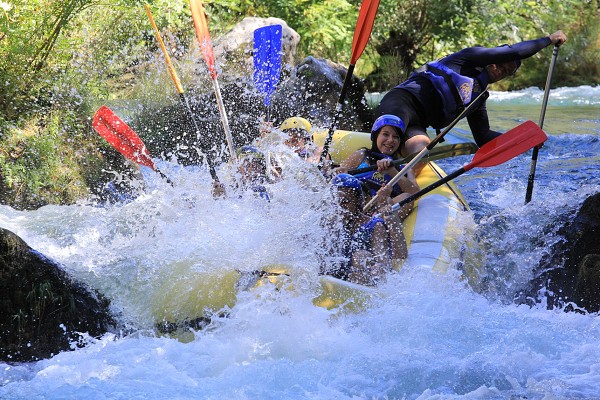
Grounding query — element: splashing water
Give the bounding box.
[1,86,600,399]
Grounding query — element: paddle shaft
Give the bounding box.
[319,0,380,168]
[392,167,465,211]
[144,5,184,94]
[178,93,219,180]
[525,45,559,204]
[385,120,548,214]
[319,64,355,166]
[189,0,237,163]
[145,5,219,180]
[211,79,237,162]
[362,89,488,211]
[348,142,478,175]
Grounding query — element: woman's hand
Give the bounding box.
[381,205,401,226]
[259,120,274,137]
[370,185,393,212]
[376,158,393,172]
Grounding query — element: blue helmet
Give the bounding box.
[371,114,405,141]
[331,173,362,192]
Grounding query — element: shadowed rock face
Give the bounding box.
[124,17,373,167]
[0,228,116,362]
[134,55,373,167]
[520,192,600,313]
[574,254,600,312]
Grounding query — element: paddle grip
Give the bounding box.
[348,159,405,175]
[350,143,478,175]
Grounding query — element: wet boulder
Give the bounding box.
[211,16,301,78]
[136,16,373,165]
[0,228,115,362]
[574,254,600,312]
[522,192,600,312]
[271,55,373,132]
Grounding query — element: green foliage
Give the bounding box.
[0,0,176,208]
[361,0,599,90]
[0,110,95,208]
[0,0,145,119]
[301,0,355,60]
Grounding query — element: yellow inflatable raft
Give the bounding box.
[151,130,478,329]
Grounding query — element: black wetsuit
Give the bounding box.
[376,37,552,147]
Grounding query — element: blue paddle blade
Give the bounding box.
[253,25,282,107]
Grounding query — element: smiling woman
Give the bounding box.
[335,115,420,219]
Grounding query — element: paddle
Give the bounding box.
[524,44,560,204]
[362,89,489,211]
[253,24,282,119]
[348,142,479,175]
[189,0,237,163]
[144,4,219,181]
[318,0,380,167]
[93,106,172,184]
[383,120,548,214]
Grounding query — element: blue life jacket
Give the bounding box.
[354,151,403,197]
[399,60,489,125]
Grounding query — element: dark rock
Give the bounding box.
[520,192,600,312]
[0,228,116,362]
[134,56,373,166]
[271,56,373,132]
[574,254,600,312]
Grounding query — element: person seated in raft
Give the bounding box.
[332,173,407,286]
[100,160,146,204]
[334,114,420,217]
[279,117,329,165]
[232,145,273,201]
[258,117,332,179]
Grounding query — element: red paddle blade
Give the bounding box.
[350,0,381,64]
[467,120,547,171]
[190,0,217,80]
[92,106,156,170]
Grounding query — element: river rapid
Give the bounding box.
[1,85,599,399]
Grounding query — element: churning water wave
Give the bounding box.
[490,85,600,106]
[1,86,599,399]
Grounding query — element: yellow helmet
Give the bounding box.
[279,117,312,133]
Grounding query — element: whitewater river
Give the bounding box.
[1,85,599,399]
